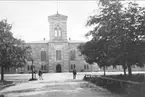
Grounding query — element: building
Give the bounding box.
[23,13,92,73]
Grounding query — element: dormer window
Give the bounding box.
[54,25,62,38]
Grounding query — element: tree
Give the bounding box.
[78,38,114,76]
[0,19,29,81]
[117,2,145,76]
[81,0,123,75]
[80,0,145,76]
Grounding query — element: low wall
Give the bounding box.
[84,74,145,97]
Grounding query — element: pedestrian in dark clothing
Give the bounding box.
[73,69,77,79]
[38,70,43,80]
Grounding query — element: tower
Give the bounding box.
[48,13,68,42]
[48,12,69,72]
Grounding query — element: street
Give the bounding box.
[0,72,137,97]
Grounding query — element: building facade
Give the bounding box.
[24,13,92,73]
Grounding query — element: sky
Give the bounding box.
[0,0,144,42]
[0,1,99,42]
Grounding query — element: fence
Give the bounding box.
[84,74,145,97]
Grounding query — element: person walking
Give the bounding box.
[72,69,77,79]
[38,70,43,80]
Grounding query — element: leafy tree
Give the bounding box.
[79,0,145,76]
[0,19,29,81]
[117,2,145,76]
[82,0,124,75]
[78,38,114,76]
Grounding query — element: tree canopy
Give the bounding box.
[78,0,145,76]
[0,19,30,80]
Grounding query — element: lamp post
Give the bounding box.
[29,52,37,81]
[31,59,34,80]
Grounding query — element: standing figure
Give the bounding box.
[73,69,77,79]
[38,70,43,80]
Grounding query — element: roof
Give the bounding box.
[26,40,49,44]
[68,40,86,43]
[48,13,67,18]
[26,39,86,44]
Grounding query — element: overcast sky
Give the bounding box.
[0,1,99,42]
[0,0,144,42]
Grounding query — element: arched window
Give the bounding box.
[54,25,62,38]
[58,28,61,37]
[55,28,58,37]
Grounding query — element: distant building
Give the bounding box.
[22,13,92,73]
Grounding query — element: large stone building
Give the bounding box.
[23,13,92,73]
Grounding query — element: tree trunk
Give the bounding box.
[123,67,126,76]
[103,66,106,76]
[1,66,4,81]
[127,65,132,76]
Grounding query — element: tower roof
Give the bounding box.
[48,13,67,19]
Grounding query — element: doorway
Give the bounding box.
[56,64,61,73]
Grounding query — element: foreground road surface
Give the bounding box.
[0,72,128,97]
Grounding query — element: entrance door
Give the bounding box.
[56,64,61,73]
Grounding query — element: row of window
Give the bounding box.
[27,65,47,71]
[84,65,89,69]
[55,50,76,61]
[5,67,10,72]
[70,64,76,69]
[70,64,89,70]
[27,65,34,70]
[27,50,76,61]
[41,65,47,70]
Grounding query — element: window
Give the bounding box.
[84,65,86,69]
[54,25,62,38]
[44,65,47,70]
[41,65,46,70]
[74,64,76,69]
[71,64,75,69]
[27,53,32,61]
[41,51,46,61]
[70,50,76,61]
[31,65,33,70]
[71,64,73,69]
[41,65,43,70]
[27,65,32,70]
[56,50,61,60]
[27,48,33,61]
[84,64,89,69]
[27,65,30,70]
[87,65,89,69]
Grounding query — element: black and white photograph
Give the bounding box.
[0,0,145,97]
